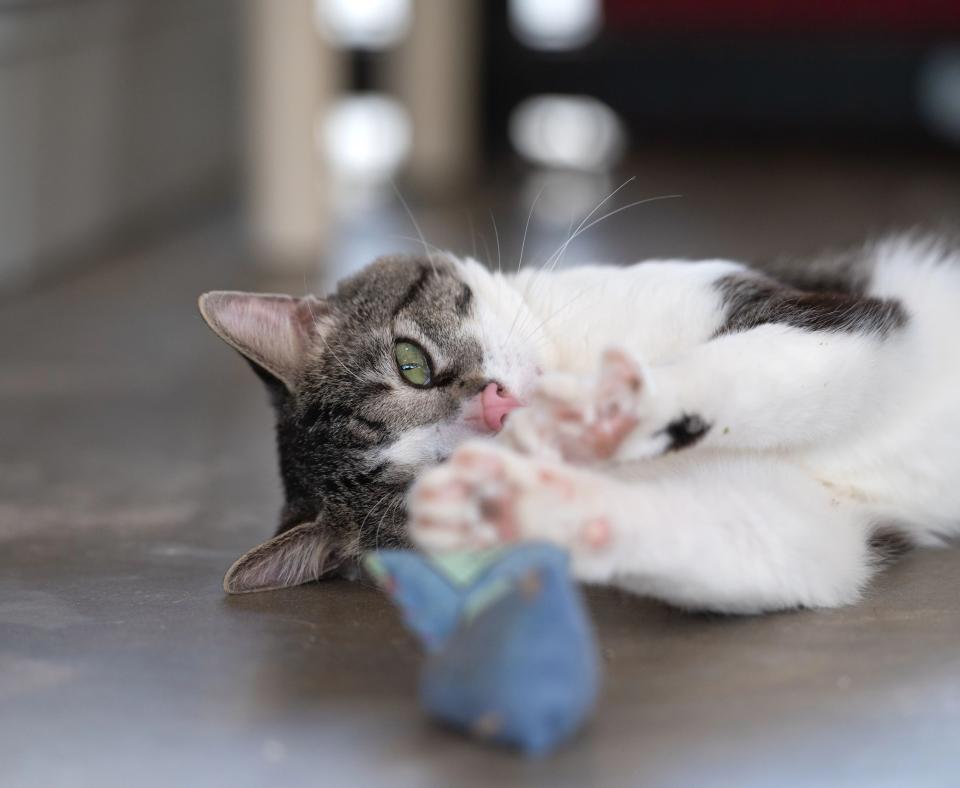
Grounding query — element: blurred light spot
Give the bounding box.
[509,95,626,172]
[319,94,412,183]
[314,0,411,50]
[508,0,601,51]
[918,48,960,142]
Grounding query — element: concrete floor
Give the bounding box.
[3,152,960,787]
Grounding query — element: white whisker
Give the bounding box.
[540,176,636,274]
[517,184,545,274]
[547,194,683,274]
[318,330,364,384]
[302,291,364,384]
[506,188,681,346]
[466,211,478,261]
[392,181,438,275]
[374,494,403,551]
[361,490,394,536]
[390,234,448,256]
[479,230,493,270]
[519,285,598,345]
[510,179,633,344]
[490,210,502,276]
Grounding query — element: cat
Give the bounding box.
[199,233,960,612]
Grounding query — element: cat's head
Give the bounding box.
[199,254,544,593]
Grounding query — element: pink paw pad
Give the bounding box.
[418,480,468,502]
[536,467,576,498]
[412,515,449,532]
[589,350,646,458]
[581,517,612,549]
[452,449,506,479]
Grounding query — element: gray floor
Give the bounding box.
[3,151,960,787]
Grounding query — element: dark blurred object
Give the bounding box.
[605,0,960,34]
[485,0,960,154]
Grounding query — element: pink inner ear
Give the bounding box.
[293,295,326,336]
[223,521,338,593]
[200,292,324,386]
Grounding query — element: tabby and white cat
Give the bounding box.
[199,234,960,612]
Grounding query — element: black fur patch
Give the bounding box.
[715,274,908,338]
[760,233,960,295]
[660,413,711,452]
[759,245,875,294]
[868,526,915,567]
[393,266,430,318]
[455,283,473,315]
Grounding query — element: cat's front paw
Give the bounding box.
[407,442,613,554]
[503,349,647,462]
[504,348,711,462]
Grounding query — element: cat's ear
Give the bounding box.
[223,522,342,594]
[198,291,327,390]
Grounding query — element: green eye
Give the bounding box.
[394,340,432,387]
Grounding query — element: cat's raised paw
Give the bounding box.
[504,348,649,463]
[407,443,610,554]
[504,348,712,462]
[590,348,647,458]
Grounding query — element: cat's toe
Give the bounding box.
[597,348,645,409]
[408,465,477,550]
[583,347,662,459]
[408,444,524,551]
[594,350,712,458]
[412,443,618,562]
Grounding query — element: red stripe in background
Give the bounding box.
[603,0,960,35]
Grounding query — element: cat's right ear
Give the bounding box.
[198,291,328,391]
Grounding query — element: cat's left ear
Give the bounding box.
[198,291,328,390]
[223,522,343,593]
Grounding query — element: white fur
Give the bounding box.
[406,237,960,613]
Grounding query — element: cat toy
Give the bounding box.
[364,543,600,756]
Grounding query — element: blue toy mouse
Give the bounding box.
[365,543,600,756]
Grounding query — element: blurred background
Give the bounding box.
[3,0,960,294]
[4,3,960,786]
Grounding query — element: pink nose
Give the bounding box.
[481,382,521,432]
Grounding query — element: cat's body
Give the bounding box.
[199,234,960,612]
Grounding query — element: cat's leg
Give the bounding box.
[505,323,910,462]
[408,442,876,613]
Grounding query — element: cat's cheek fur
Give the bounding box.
[376,421,487,470]
[454,257,546,402]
